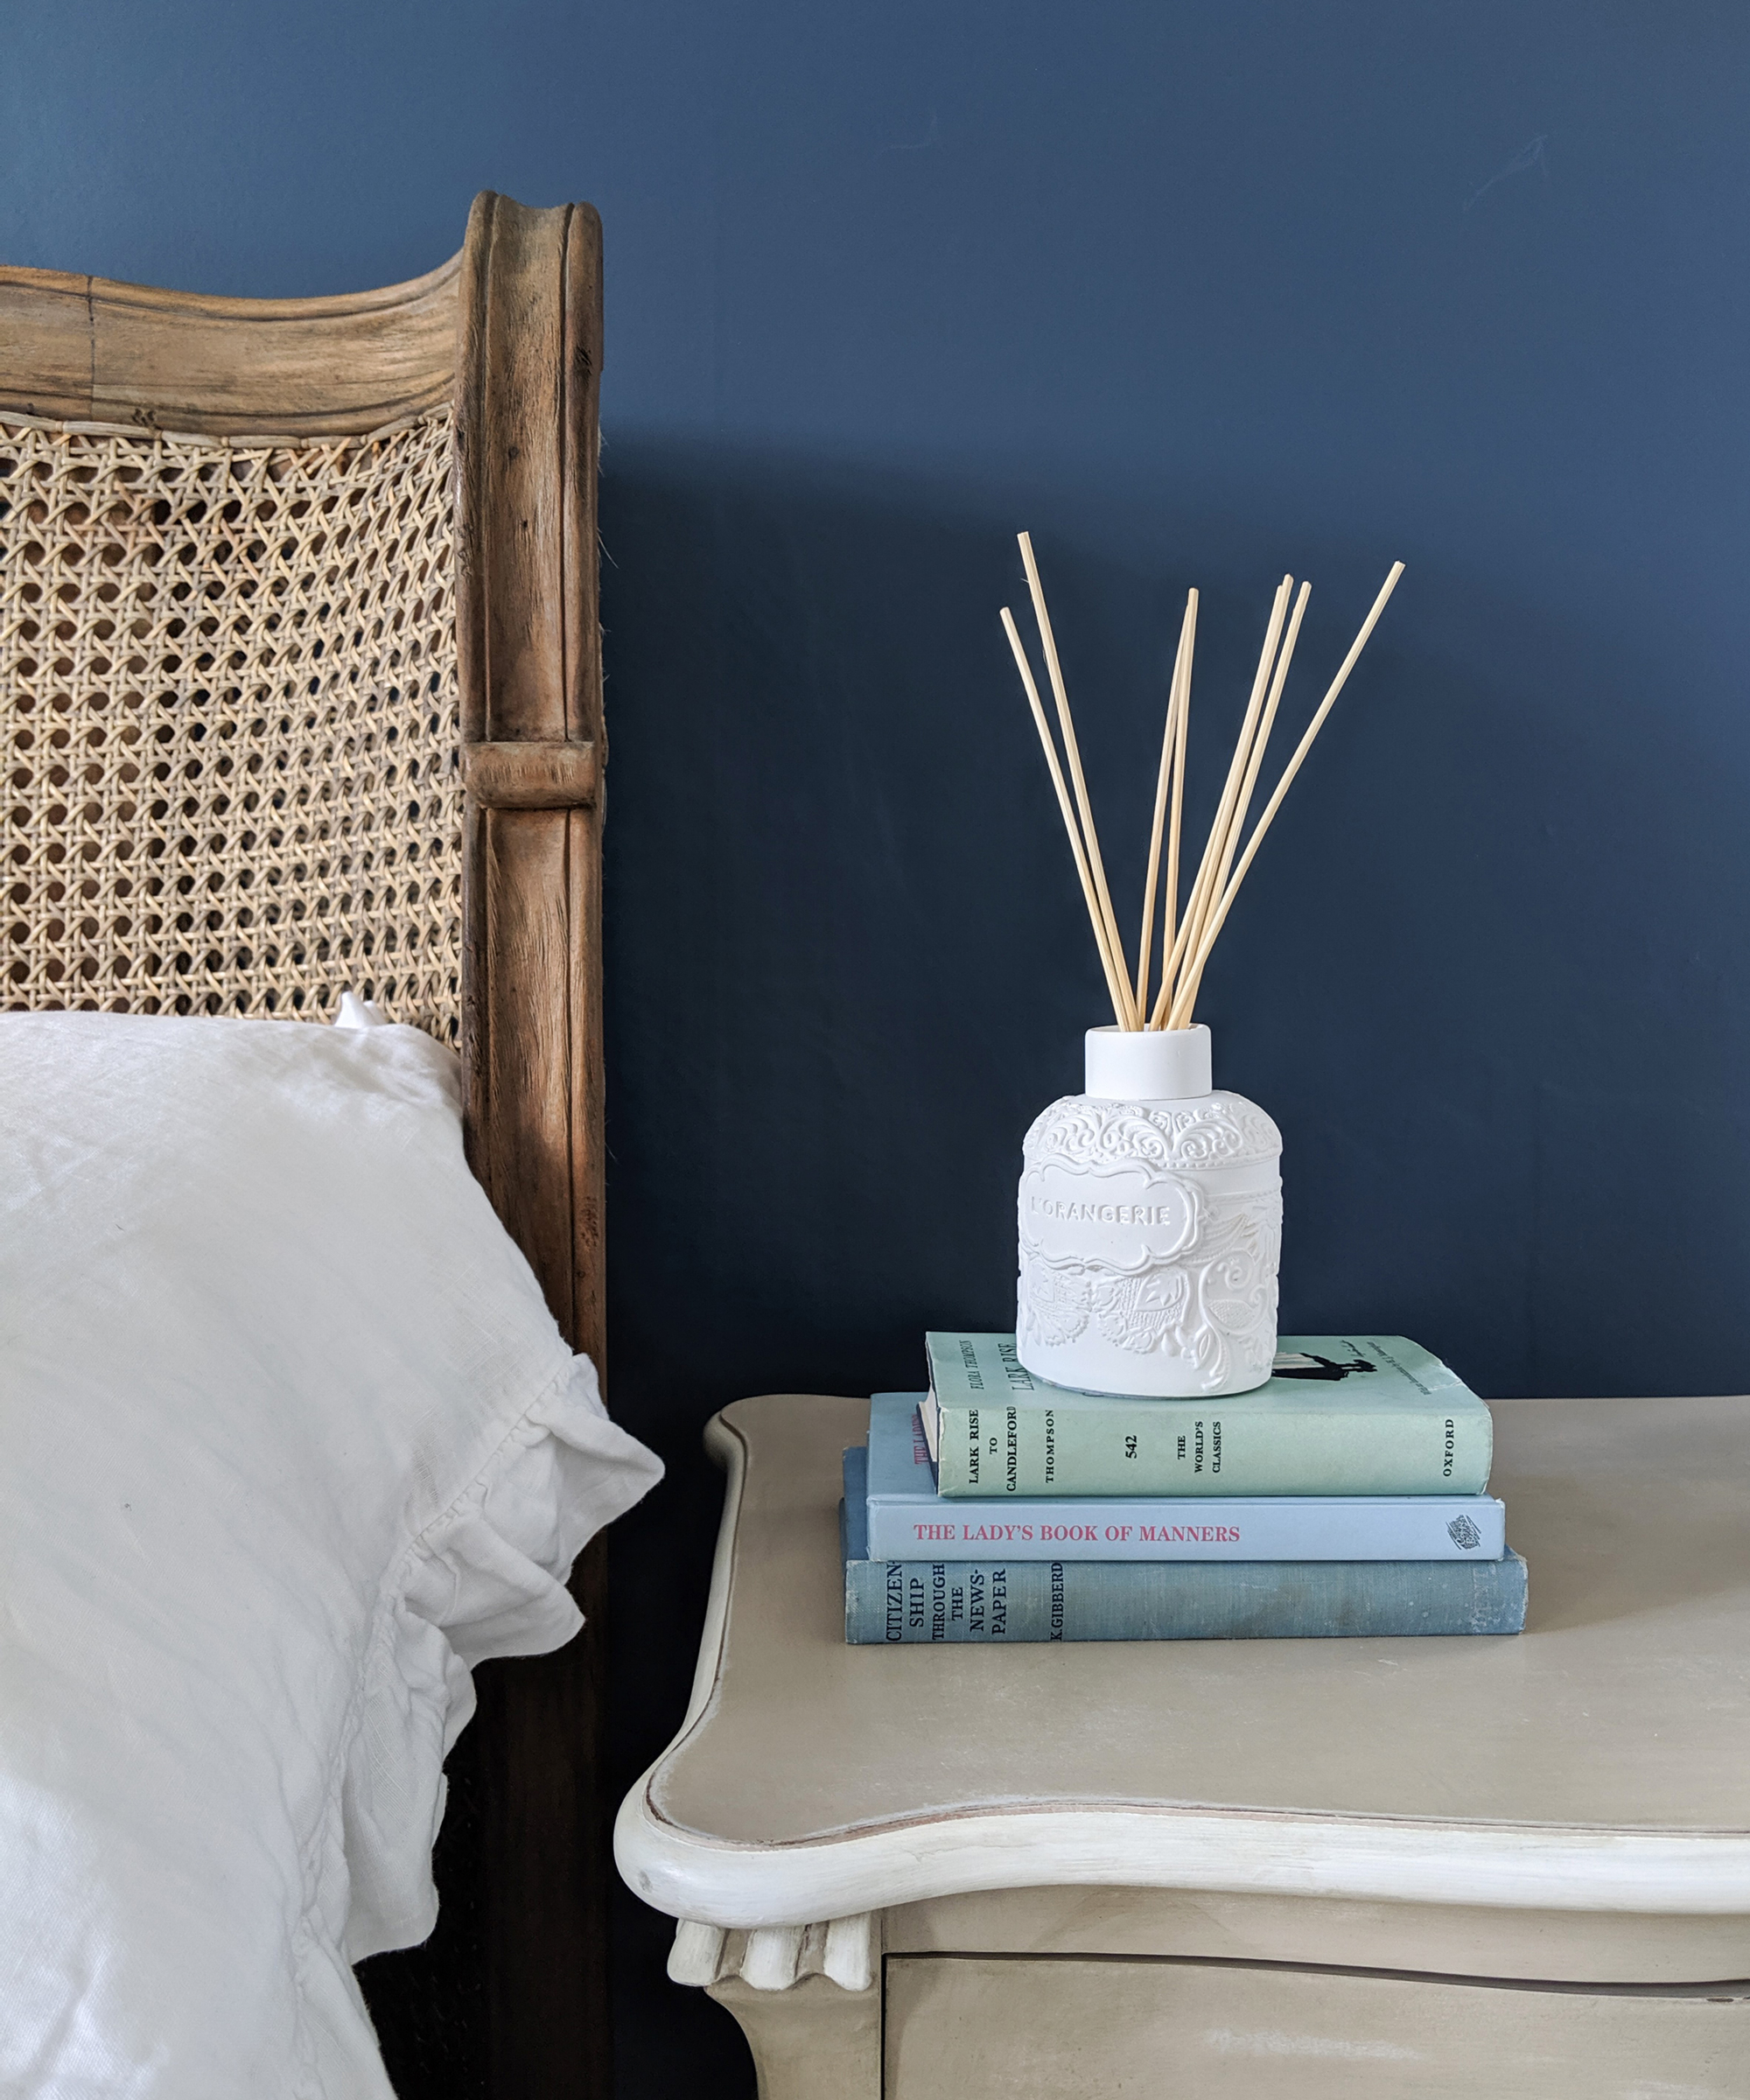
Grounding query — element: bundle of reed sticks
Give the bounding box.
[1002,535,1404,1031]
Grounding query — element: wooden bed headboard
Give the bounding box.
[0,192,610,2099]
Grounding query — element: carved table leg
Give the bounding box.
[669,1915,881,2100]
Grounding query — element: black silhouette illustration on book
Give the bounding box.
[1271,1348,1377,1382]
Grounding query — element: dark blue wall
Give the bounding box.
[11,4,1750,2090]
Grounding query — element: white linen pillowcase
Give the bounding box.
[0,1011,662,2098]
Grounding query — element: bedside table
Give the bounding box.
[615,1393,1750,2098]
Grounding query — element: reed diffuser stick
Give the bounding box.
[1152,578,1292,1026]
[1161,598,1194,998]
[1179,578,1311,1007]
[1002,542,1403,1046]
[1134,592,1197,1017]
[1000,606,1134,1027]
[1175,577,1292,992]
[1018,534,1139,1029]
[1166,562,1405,1028]
[1133,659,1179,1017]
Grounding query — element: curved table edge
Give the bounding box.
[612,1400,1750,1930]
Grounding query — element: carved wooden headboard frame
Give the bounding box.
[0,192,611,2097]
[455,192,612,2100]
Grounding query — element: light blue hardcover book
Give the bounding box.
[842,1454,1528,1643]
[864,1395,1506,1561]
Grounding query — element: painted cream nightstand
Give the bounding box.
[615,1393,1750,2097]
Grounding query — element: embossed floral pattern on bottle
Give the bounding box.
[1018,1092,1282,1397]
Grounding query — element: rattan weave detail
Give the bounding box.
[2,409,461,1039]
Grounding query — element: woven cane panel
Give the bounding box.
[1,410,461,1039]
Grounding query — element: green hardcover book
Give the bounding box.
[923,1333,1492,1499]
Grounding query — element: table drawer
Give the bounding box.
[884,1955,1750,2100]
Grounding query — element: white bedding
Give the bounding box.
[0,1012,662,2096]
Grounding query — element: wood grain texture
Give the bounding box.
[463,738,600,808]
[567,801,607,1377]
[457,191,612,2100]
[0,254,459,435]
[474,805,578,1321]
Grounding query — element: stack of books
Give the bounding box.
[842,1332,1527,1643]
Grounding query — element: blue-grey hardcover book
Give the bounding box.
[842,1452,1527,1643]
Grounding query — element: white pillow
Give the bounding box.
[0,1012,662,2097]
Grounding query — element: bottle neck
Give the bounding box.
[1084,1023,1212,1101]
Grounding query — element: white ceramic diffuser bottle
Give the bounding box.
[998,535,1401,1395]
[1017,1024,1281,1396]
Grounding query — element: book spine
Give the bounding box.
[935,1401,1492,1499]
[845,1551,1528,1642]
[865,1494,1507,1562]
